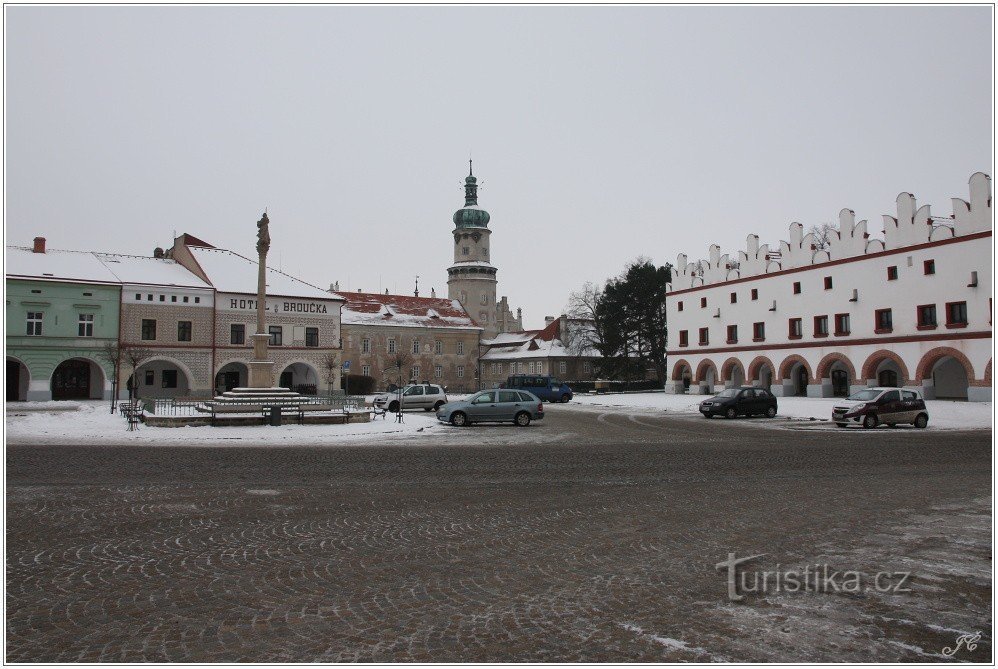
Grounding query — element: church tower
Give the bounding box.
[447,161,500,338]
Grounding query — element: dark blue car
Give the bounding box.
[502,375,573,403]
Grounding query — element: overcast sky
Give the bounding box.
[6,6,992,328]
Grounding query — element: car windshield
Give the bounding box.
[715,389,740,398]
[847,389,881,402]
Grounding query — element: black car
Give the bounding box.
[700,386,778,419]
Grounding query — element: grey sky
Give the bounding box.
[6,6,991,328]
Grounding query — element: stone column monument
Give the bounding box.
[247,212,277,388]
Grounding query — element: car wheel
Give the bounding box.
[765,406,777,418]
[433,401,444,411]
[514,411,531,427]
[388,401,400,413]
[863,414,878,429]
[914,413,929,429]
[560,394,570,403]
[450,411,467,427]
[835,422,848,428]
[725,407,737,419]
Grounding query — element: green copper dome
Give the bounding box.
[453,161,490,228]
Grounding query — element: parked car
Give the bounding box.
[700,386,778,419]
[437,389,545,426]
[832,387,929,429]
[373,384,448,413]
[502,375,573,403]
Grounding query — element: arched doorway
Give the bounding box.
[695,360,718,394]
[6,357,29,401]
[51,358,105,400]
[860,351,910,389]
[670,359,693,394]
[931,357,970,400]
[915,347,975,401]
[779,355,812,397]
[279,362,319,395]
[747,356,776,391]
[878,369,899,387]
[815,353,857,398]
[215,362,248,394]
[133,359,192,399]
[721,358,746,388]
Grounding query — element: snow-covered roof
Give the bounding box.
[481,331,539,346]
[95,253,212,289]
[6,246,121,285]
[188,246,342,301]
[449,260,497,269]
[482,338,576,360]
[341,292,482,330]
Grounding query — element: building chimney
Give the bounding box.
[33,237,46,254]
[544,316,555,324]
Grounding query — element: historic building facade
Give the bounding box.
[340,292,482,393]
[168,234,346,395]
[447,162,521,340]
[480,316,602,388]
[6,239,120,401]
[666,172,993,402]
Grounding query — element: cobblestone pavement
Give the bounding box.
[6,408,992,662]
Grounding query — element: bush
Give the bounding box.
[342,374,376,395]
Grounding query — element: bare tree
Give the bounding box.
[97,341,122,413]
[385,351,412,422]
[121,346,153,400]
[321,353,339,396]
[808,222,839,251]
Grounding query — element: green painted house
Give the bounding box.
[6,239,121,401]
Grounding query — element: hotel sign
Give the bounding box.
[219,294,335,317]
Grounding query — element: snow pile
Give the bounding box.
[568,392,992,430]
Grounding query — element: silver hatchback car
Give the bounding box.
[373,384,449,413]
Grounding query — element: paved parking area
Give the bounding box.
[6,408,992,662]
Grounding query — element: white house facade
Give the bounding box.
[666,172,993,402]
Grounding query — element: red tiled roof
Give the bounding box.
[341,292,481,330]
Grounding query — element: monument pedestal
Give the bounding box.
[248,333,275,388]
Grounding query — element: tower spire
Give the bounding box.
[463,160,479,207]
[469,158,473,177]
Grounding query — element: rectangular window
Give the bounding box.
[194,297,200,304]
[26,311,43,336]
[537,362,544,374]
[788,318,802,339]
[362,365,370,377]
[698,327,709,345]
[457,365,465,378]
[183,296,189,303]
[171,295,177,303]
[887,266,898,281]
[752,322,765,341]
[945,301,968,327]
[135,293,141,300]
[411,365,420,380]
[924,259,935,275]
[147,294,153,301]
[159,295,165,302]
[231,324,245,345]
[78,313,94,337]
[700,297,707,308]
[412,339,420,354]
[726,324,738,344]
[875,309,893,333]
[361,338,371,354]
[823,276,833,290]
[162,369,178,388]
[834,313,850,336]
[793,281,802,294]
[457,342,465,355]
[751,288,758,301]
[435,365,443,378]
[917,304,937,329]
[559,361,567,374]
[141,319,157,341]
[678,330,688,347]
[145,370,154,385]
[677,301,684,312]
[435,340,442,355]
[814,315,828,337]
[269,325,283,346]
[305,327,319,347]
[730,292,737,304]
[528,362,535,374]
[388,339,397,354]
[177,320,192,342]
[583,361,591,374]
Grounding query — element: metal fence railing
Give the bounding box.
[145,395,368,416]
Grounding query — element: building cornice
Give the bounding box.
[667,329,991,356]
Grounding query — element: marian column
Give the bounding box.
[248,212,276,388]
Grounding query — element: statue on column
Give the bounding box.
[256,212,271,256]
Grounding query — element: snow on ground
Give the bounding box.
[567,392,992,430]
[5,401,446,447]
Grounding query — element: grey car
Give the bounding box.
[373,384,449,413]
[436,389,545,427]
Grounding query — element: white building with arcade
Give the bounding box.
[666,172,993,402]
